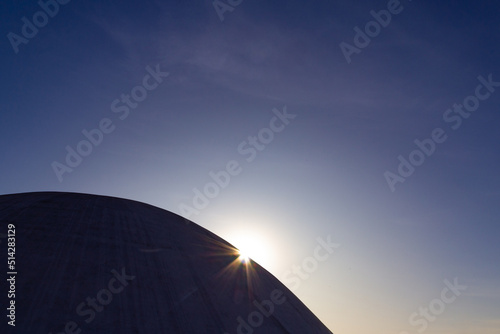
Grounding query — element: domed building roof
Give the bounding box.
[0,192,333,334]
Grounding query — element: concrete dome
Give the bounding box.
[0,192,333,334]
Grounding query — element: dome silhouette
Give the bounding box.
[0,192,333,334]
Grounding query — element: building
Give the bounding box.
[0,192,333,333]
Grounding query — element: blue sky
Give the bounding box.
[1,0,500,333]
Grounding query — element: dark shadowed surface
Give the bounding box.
[0,192,332,334]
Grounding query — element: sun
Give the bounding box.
[237,249,251,263]
[227,231,273,269]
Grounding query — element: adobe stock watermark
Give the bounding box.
[339,0,412,64]
[399,277,467,334]
[178,106,296,219]
[223,289,286,334]
[48,267,135,334]
[384,73,500,192]
[213,0,244,22]
[281,235,340,291]
[7,0,72,54]
[51,64,169,182]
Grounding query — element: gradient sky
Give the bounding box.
[1,1,500,333]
